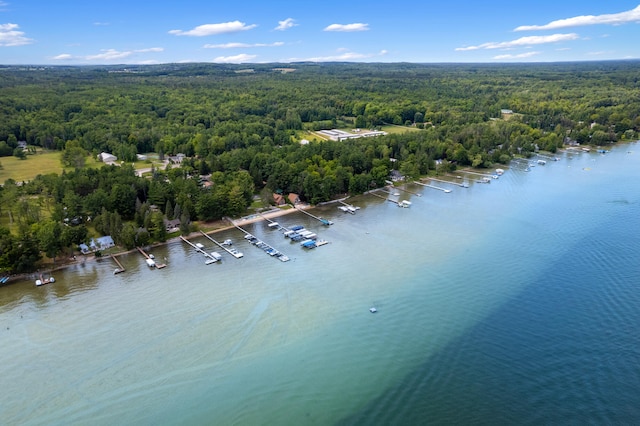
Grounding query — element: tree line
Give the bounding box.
[1,61,639,273]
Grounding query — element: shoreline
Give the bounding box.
[1,204,313,286]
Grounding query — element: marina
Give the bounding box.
[231,222,290,261]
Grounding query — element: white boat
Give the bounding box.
[222,239,233,246]
[195,242,204,249]
[338,206,349,212]
[369,307,378,313]
[211,252,222,261]
[229,248,243,258]
[145,258,156,267]
[268,222,279,228]
[398,200,412,208]
[537,159,546,165]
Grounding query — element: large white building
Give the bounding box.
[318,129,387,141]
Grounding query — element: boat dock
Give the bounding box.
[111,255,125,274]
[368,190,400,205]
[338,200,360,214]
[179,236,219,264]
[428,177,467,188]
[457,169,498,180]
[413,181,452,193]
[230,222,290,262]
[199,231,243,258]
[295,206,333,225]
[394,185,422,196]
[137,247,166,268]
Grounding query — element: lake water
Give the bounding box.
[1,144,639,425]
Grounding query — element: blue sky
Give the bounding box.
[1,1,639,64]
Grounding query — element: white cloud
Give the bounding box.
[204,42,284,49]
[456,33,579,51]
[275,18,297,31]
[93,22,110,26]
[136,47,164,53]
[212,53,257,63]
[169,21,257,36]
[0,23,33,46]
[73,47,164,61]
[493,51,541,59]
[515,5,640,31]
[324,23,369,32]
[51,53,73,60]
[291,49,387,62]
[86,49,134,60]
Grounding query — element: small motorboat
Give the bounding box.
[369,307,378,313]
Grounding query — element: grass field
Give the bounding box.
[0,151,103,183]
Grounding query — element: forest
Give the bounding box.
[1,61,639,273]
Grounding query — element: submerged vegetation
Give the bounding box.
[1,61,639,273]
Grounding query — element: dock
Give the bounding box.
[338,200,360,214]
[229,221,290,262]
[456,169,498,179]
[180,236,220,264]
[393,185,422,197]
[427,177,467,188]
[199,231,243,258]
[111,255,125,274]
[295,206,333,225]
[137,247,166,268]
[368,190,400,205]
[413,181,452,193]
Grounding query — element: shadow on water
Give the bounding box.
[337,201,640,426]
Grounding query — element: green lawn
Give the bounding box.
[379,124,423,134]
[0,150,102,183]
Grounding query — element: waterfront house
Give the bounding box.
[288,193,300,204]
[273,193,286,206]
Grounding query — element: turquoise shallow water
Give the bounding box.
[1,144,639,425]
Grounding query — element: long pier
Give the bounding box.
[427,177,467,188]
[369,190,400,205]
[199,231,244,259]
[179,236,219,264]
[413,181,452,193]
[111,255,125,274]
[229,221,290,262]
[394,185,422,197]
[295,206,333,225]
[137,246,166,268]
[457,169,497,179]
